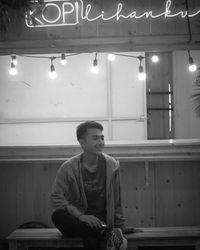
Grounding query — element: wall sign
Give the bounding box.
[25,0,200,28]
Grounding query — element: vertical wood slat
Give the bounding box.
[120,162,156,227]
[8,241,17,250]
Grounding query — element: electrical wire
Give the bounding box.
[185,0,192,43]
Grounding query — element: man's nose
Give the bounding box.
[98,138,104,144]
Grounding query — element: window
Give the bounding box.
[0,52,147,145]
[146,52,174,139]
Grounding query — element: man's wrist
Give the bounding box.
[78,214,83,220]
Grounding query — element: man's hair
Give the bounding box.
[76,121,103,141]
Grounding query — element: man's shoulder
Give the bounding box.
[60,154,81,171]
[66,154,81,163]
[102,153,119,167]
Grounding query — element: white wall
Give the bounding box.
[173,51,200,139]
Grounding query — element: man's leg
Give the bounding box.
[52,210,104,250]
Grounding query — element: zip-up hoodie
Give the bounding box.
[50,153,126,229]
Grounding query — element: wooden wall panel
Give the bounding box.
[1,0,200,53]
[120,162,156,228]
[0,142,200,239]
[154,161,200,226]
[0,161,61,238]
[1,160,200,238]
[0,164,18,238]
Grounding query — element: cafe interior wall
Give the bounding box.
[0,50,200,145]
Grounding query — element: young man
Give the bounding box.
[50,121,128,250]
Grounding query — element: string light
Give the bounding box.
[11,55,18,66]
[90,52,99,74]
[137,56,146,81]
[107,53,116,61]
[9,61,17,75]
[151,55,159,63]
[7,51,197,80]
[188,51,197,72]
[49,57,57,79]
[61,53,67,65]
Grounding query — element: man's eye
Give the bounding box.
[92,136,104,140]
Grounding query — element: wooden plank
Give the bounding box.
[21,240,83,248]
[7,227,200,250]
[155,161,200,226]
[7,228,64,239]
[0,140,200,162]
[8,226,200,240]
[127,238,198,249]
[120,162,156,227]
[0,0,200,54]
[128,226,200,237]
[8,241,18,250]
[0,165,19,239]
[196,241,200,250]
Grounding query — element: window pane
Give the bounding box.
[112,120,146,141]
[0,54,107,120]
[111,52,146,117]
[0,121,109,145]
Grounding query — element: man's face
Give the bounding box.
[80,128,105,155]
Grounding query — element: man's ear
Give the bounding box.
[79,138,85,148]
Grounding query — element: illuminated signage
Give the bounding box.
[25,0,200,28]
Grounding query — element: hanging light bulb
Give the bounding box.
[188,51,197,72]
[9,62,17,75]
[107,53,116,61]
[11,55,18,66]
[49,58,57,79]
[137,56,146,80]
[138,65,146,80]
[61,53,67,65]
[90,53,99,74]
[151,55,159,63]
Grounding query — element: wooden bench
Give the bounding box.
[7,226,200,250]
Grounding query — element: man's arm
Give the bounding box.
[50,163,83,218]
[113,168,126,229]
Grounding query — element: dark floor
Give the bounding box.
[140,247,194,250]
[1,240,195,250]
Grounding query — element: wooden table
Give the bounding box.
[7,226,200,250]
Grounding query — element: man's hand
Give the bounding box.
[79,214,103,228]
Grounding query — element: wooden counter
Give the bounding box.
[0,139,199,162]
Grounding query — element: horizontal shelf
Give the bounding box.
[147,91,173,95]
[147,108,174,111]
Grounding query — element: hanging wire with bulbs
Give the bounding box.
[6,0,198,81]
[7,51,197,80]
[107,52,157,80]
[8,53,78,79]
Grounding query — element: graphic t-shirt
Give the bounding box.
[81,155,106,222]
